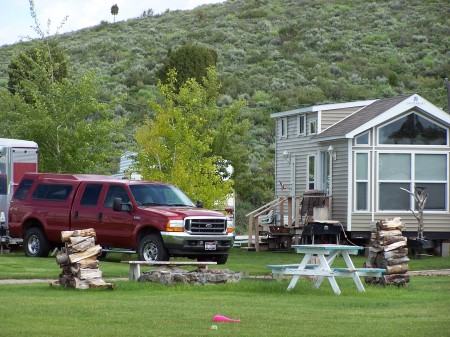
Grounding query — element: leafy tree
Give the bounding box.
[157,44,218,91]
[0,70,125,174]
[135,67,249,209]
[111,4,119,23]
[7,42,68,100]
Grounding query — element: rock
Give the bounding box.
[138,268,241,285]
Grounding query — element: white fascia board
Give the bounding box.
[271,106,313,118]
[345,94,450,138]
[270,99,375,119]
[346,138,353,231]
[314,135,346,142]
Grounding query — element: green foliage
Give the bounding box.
[0,70,125,174]
[135,67,248,209]
[7,42,68,100]
[156,44,218,91]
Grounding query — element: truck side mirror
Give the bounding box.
[113,198,132,212]
[196,200,203,208]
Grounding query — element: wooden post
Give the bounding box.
[248,216,254,249]
[255,216,260,252]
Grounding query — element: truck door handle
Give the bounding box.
[74,211,78,219]
[98,212,102,220]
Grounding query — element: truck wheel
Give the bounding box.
[137,234,169,262]
[212,254,228,265]
[24,228,50,257]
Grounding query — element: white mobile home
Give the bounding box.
[271,94,450,250]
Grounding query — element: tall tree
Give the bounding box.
[157,44,218,92]
[135,67,249,209]
[1,69,125,174]
[7,42,68,100]
[111,4,119,23]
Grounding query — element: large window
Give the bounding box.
[355,153,369,211]
[378,153,447,211]
[379,113,447,145]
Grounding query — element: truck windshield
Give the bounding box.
[129,184,195,207]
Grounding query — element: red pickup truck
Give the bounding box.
[8,173,234,264]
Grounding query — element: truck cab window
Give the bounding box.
[104,185,130,208]
[32,184,73,201]
[80,184,103,206]
[14,179,35,200]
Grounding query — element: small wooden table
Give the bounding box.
[267,244,385,295]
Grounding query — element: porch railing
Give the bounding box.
[245,196,301,252]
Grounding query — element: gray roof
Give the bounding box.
[314,94,414,140]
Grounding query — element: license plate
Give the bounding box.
[205,242,217,251]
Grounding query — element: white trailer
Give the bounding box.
[0,138,38,248]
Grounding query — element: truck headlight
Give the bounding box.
[226,216,234,234]
[166,220,184,232]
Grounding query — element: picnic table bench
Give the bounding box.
[267,245,386,295]
[121,261,217,281]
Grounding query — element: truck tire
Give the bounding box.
[212,254,228,265]
[24,228,50,257]
[137,234,169,262]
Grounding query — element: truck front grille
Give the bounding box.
[185,217,227,234]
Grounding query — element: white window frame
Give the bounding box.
[377,112,449,147]
[376,151,448,212]
[355,131,370,146]
[278,117,287,139]
[308,120,317,135]
[307,154,316,190]
[354,151,370,212]
[297,114,306,136]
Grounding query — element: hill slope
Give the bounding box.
[0,0,448,229]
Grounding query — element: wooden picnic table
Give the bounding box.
[267,244,385,295]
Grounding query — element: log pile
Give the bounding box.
[56,228,114,289]
[365,218,410,286]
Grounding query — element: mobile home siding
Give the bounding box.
[327,140,349,226]
[321,107,363,132]
[275,112,320,197]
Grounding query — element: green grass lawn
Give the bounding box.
[1,248,450,337]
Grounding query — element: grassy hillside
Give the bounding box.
[0,0,448,230]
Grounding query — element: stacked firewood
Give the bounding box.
[365,218,410,286]
[56,228,113,289]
